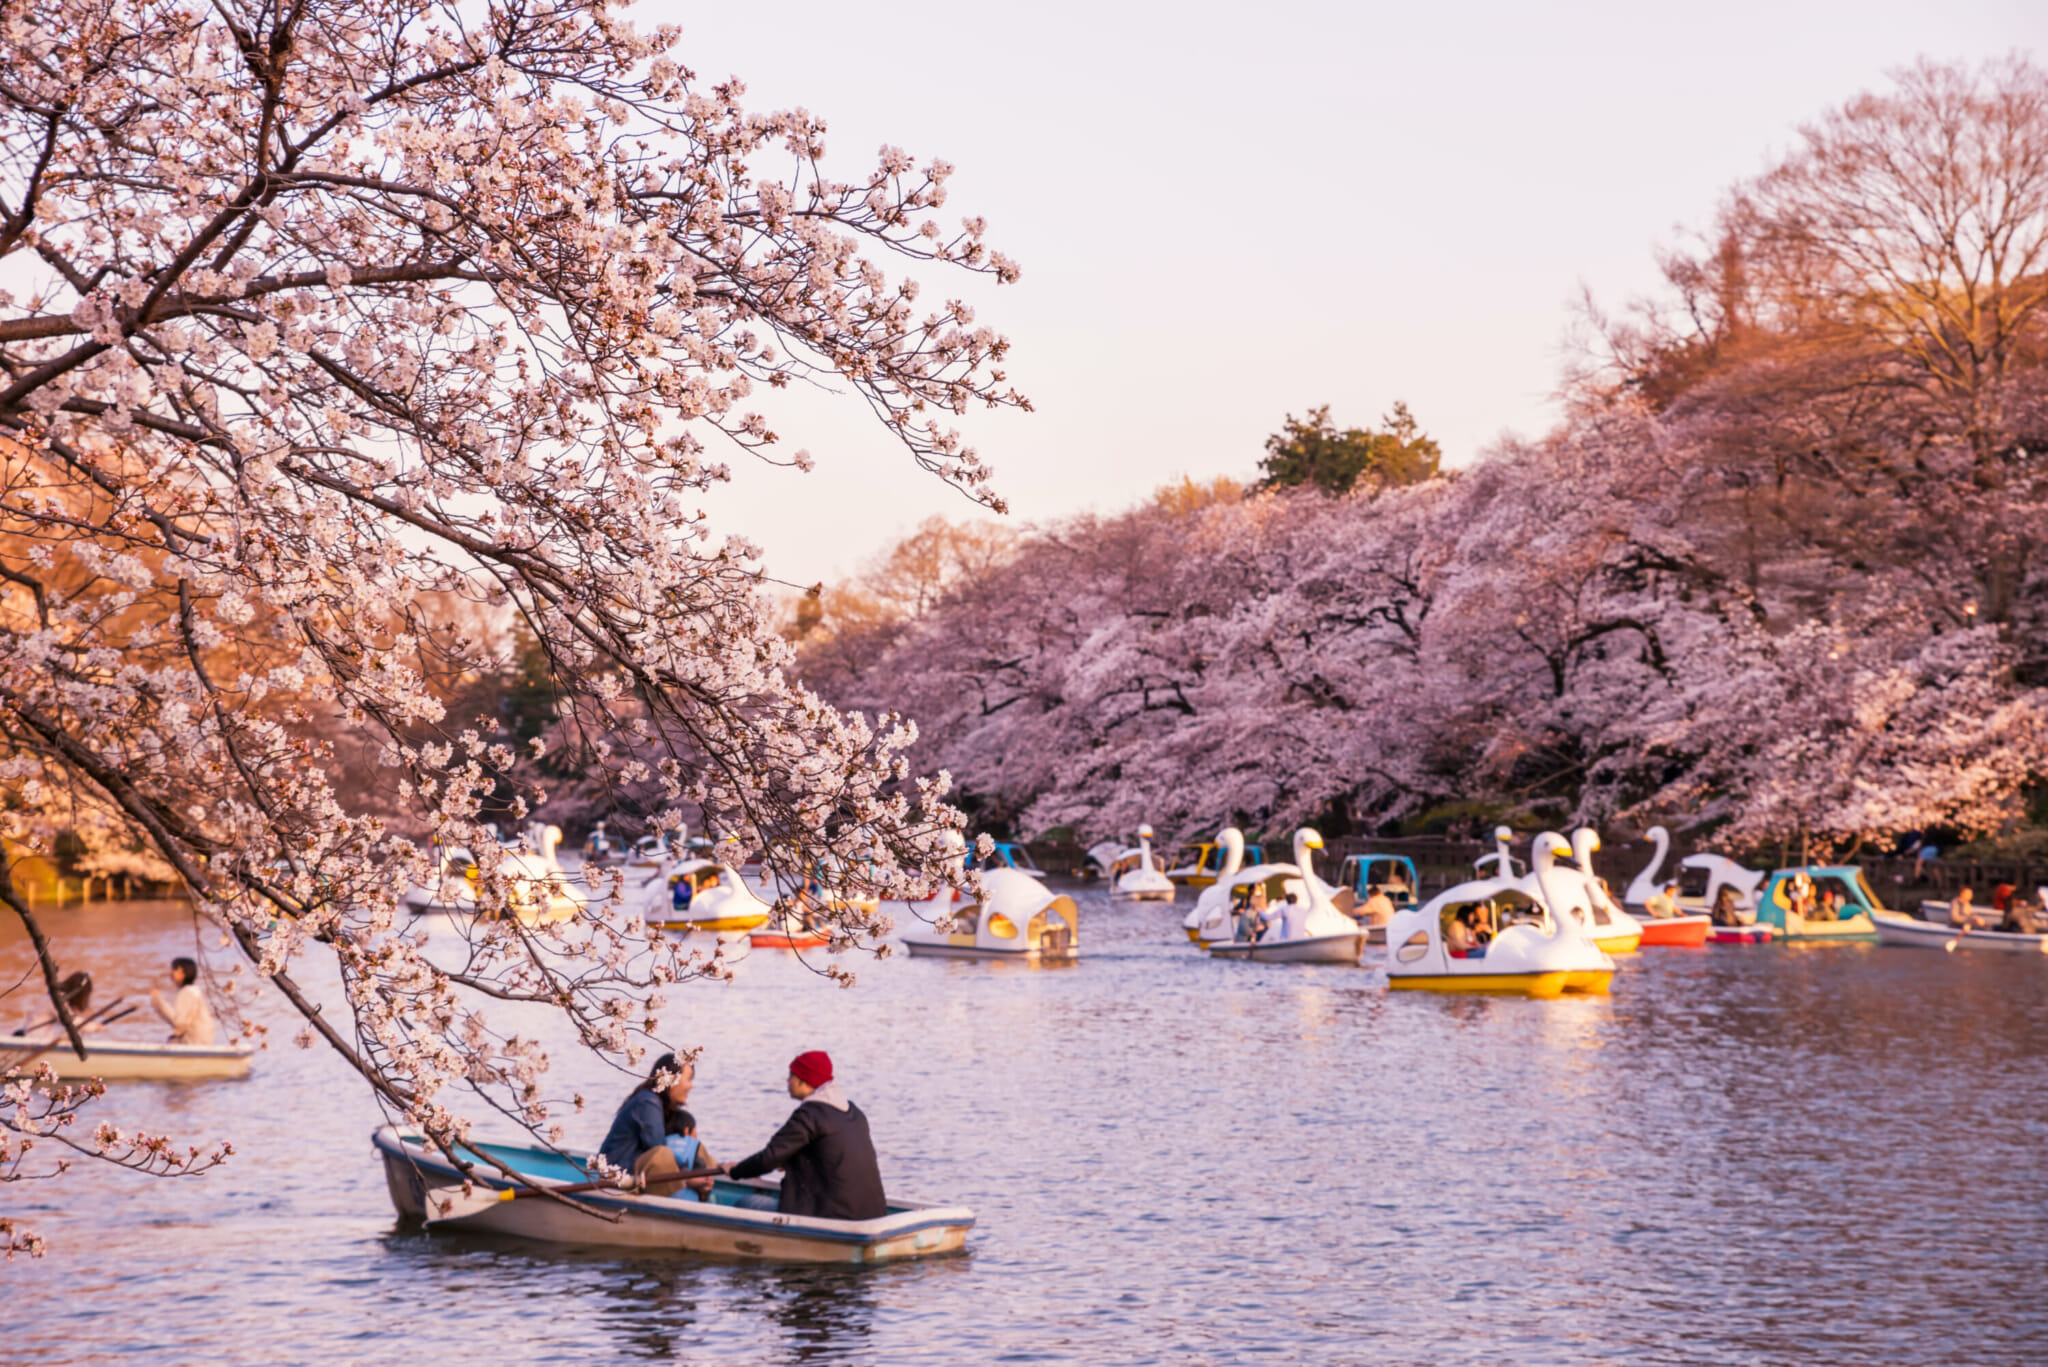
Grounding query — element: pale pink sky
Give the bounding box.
[654,0,2048,588]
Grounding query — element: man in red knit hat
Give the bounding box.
[723,1049,887,1219]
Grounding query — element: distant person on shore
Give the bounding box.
[1644,881,1680,919]
[725,1051,887,1220]
[598,1053,718,1198]
[150,958,216,1045]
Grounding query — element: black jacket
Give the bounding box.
[728,1099,886,1220]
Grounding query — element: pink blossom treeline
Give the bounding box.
[799,58,2048,855]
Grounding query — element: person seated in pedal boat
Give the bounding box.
[1444,906,1486,959]
[1812,886,1842,922]
[1358,884,1395,928]
[150,957,217,1045]
[598,1053,718,1199]
[724,1051,886,1220]
[1711,886,1745,926]
[1644,881,1679,919]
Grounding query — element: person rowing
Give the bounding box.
[597,1053,719,1198]
[150,958,217,1045]
[721,1050,887,1219]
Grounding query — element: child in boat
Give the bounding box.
[149,958,217,1045]
[724,1051,887,1220]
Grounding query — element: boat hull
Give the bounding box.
[1873,910,2048,953]
[1710,924,1773,944]
[1387,970,1613,999]
[749,931,828,950]
[647,914,769,933]
[1591,930,1643,954]
[1636,915,1711,948]
[1207,931,1365,965]
[0,1038,255,1080]
[900,941,1078,961]
[375,1128,970,1264]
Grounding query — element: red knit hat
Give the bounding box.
[789,1050,833,1087]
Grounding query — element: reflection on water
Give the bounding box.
[5,895,2046,1364]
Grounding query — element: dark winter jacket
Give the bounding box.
[727,1098,887,1220]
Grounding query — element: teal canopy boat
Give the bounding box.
[373,1126,974,1264]
[965,841,1044,879]
[1752,866,1882,941]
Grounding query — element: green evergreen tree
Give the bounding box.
[1258,402,1441,495]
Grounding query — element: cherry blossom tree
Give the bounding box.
[0,0,1025,1249]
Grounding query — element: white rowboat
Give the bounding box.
[373,1126,973,1264]
[0,1036,255,1080]
[1872,910,2048,954]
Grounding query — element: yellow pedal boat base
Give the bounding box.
[1593,932,1642,954]
[648,914,768,933]
[1388,970,1613,999]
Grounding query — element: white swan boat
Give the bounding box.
[1385,834,1615,996]
[899,866,1079,960]
[402,825,585,926]
[645,859,773,933]
[1625,825,1764,935]
[1110,825,1177,901]
[1182,828,1249,941]
[0,1034,256,1080]
[373,1126,973,1263]
[1208,830,1367,965]
[1566,828,1645,953]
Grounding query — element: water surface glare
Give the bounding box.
[5,891,2045,1365]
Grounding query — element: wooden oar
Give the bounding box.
[3,1001,138,1072]
[423,1165,729,1223]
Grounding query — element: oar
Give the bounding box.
[3,1001,138,1072]
[12,995,129,1038]
[423,1165,729,1223]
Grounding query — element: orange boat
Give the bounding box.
[748,909,829,951]
[1636,914,1711,947]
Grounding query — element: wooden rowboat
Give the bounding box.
[373,1126,973,1264]
[0,1035,255,1080]
[1872,910,2048,954]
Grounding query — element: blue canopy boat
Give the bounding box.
[373,1125,974,1263]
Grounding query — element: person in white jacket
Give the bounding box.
[150,957,217,1045]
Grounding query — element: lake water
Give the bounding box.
[5,890,2045,1365]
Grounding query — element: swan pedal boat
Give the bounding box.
[1386,839,1615,998]
[644,859,773,933]
[1871,909,2048,953]
[898,866,1080,961]
[1206,829,1366,966]
[1110,825,1177,901]
[0,1035,255,1080]
[373,1126,973,1263]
